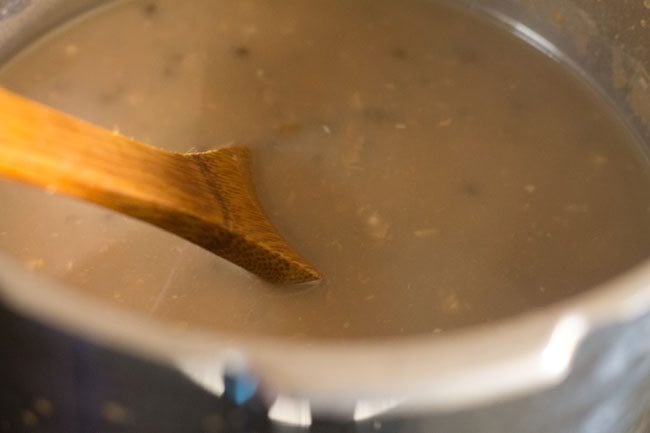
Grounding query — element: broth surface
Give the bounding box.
[1,0,649,339]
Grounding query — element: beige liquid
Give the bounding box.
[0,0,649,339]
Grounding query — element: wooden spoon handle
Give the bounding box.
[0,88,321,284]
[0,88,220,218]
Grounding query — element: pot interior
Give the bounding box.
[0,0,649,341]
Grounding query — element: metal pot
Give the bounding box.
[1,1,650,432]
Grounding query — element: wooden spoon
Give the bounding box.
[0,87,321,285]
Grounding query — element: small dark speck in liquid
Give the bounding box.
[162,53,185,78]
[462,182,482,197]
[455,45,480,64]
[233,46,251,58]
[98,86,125,105]
[143,3,158,15]
[391,47,408,60]
[362,107,396,123]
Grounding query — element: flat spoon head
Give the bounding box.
[0,87,321,285]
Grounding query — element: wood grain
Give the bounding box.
[0,87,321,285]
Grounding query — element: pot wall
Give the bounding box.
[3,301,650,433]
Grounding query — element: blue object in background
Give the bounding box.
[224,374,259,406]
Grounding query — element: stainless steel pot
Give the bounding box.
[1,1,650,432]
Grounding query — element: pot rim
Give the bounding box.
[1,253,650,417]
